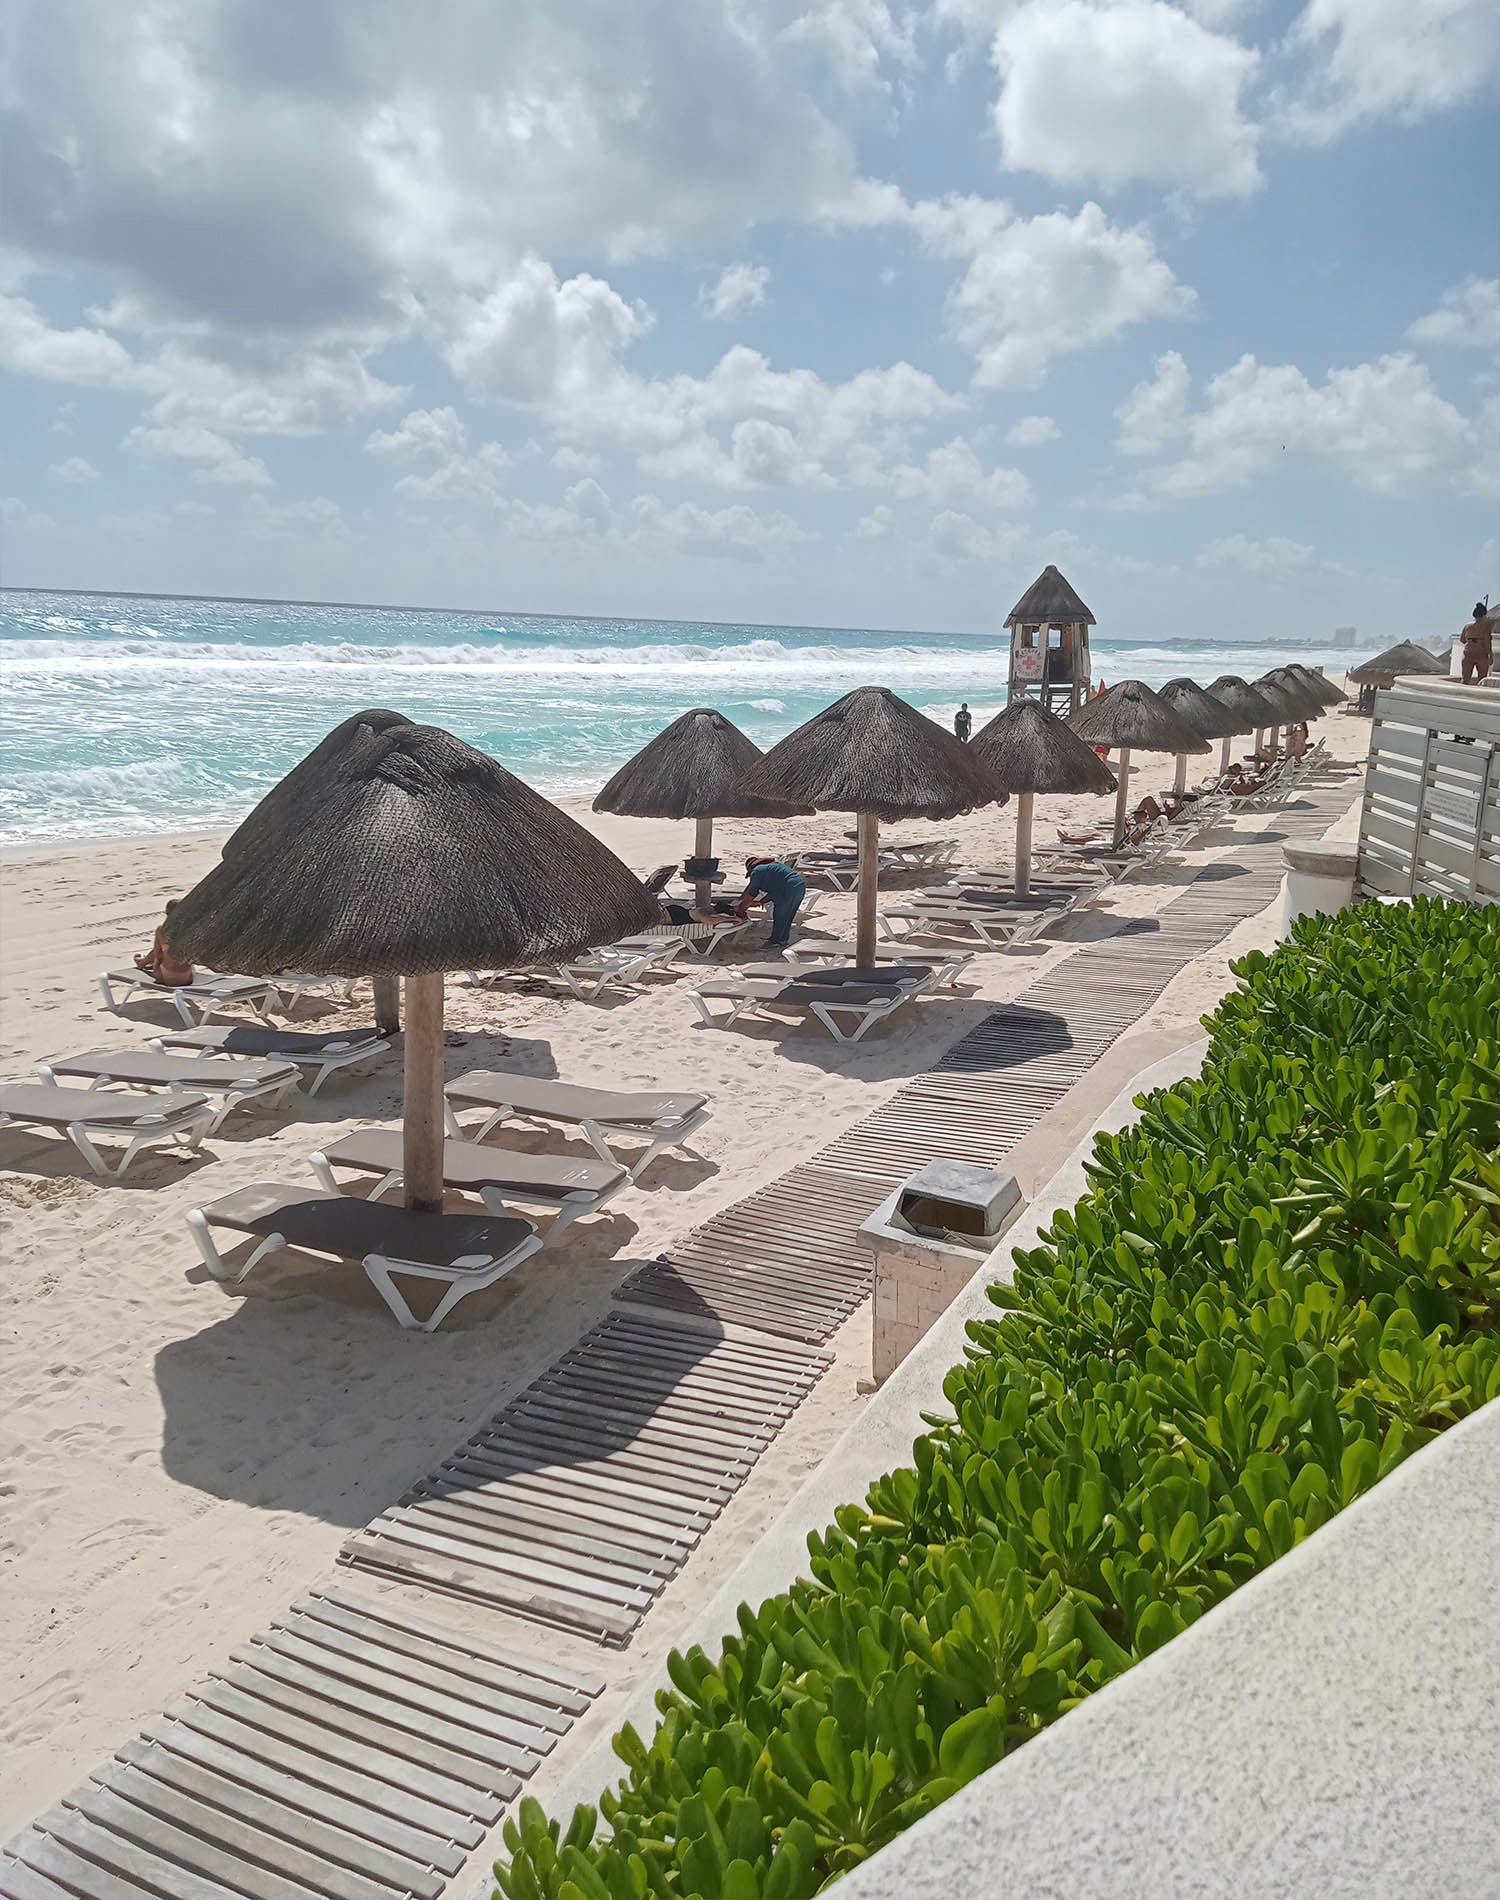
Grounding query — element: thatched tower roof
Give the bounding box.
[1158,677,1244,741]
[1258,668,1330,720]
[1004,565,1095,628]
[969,696,1116,795]
[222,708,411,860]
[1393,640,1449,674]
[1205,675,1279,733]
[594,708,807,819]
[1069,679,1209,754]
[171,720,659,977]
[746,685,995,821]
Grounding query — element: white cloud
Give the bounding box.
[48,455,99,484]
[245,494,349,538]
[1276,0,1500,142]
[507,478,615,543]
[854,503,896,538]
[366,407,469,462]
[1408,278,1500,351]
[629,494,812,562]
[0,294,140,388]
[1116,350,1193,455]
[945,203,1194,388]
[781,0,917,90]
[883,436,1030,508]
[125,421,272,486]
[551,445,603,474]
[700,264,772,321]
[926,508,1023,562]
[990,0,1261,198]
[1197,533,1333,575]
[1117,349,1493,497]
[441,257,652,407]
[1007,413,1058,446]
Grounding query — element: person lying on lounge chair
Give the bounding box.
[134,899,194,987]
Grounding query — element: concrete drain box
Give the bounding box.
[861,1160,1023,1385]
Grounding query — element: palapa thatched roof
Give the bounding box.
[1286,664,1344,707]
[1158,676,1244,741]
[593,708,807,820]
[1004,564,1095,628]
[171,719,659,977]
[1251,673,1313,721]
[746,685,995,822]
[222,707,411,860]
[1069,679,1210,755]
[1258,668,1330,721]
[969,696,1116,795]
[1394,640,1449,674]
[1347,642,1446,683]
[1205,675,1279,733]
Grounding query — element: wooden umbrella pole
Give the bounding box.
[1253,726,1264,759]
[693,815,715,913]
[402,971,446,1213]
[1112,747,1132,848]
[1220,734,1233,777]
[1268,724,1280,756]
[373,974,401,1036]
[1014,791,1034,898]
[1173,752,1188,794]
[856,809,880,969]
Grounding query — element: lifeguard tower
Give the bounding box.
[1005,565,1095,716]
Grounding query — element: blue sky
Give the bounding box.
[1,0,1495,640]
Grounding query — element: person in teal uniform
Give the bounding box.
[736,855,806,949]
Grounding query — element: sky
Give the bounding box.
[0,0,1496,641]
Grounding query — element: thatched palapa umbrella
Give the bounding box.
[170,720,658,1211]
[1252,672,1312,753]
[746,686,994,967]
[1205,675,1280,774]
[968,697,1115,895]
[593,707,807,910]
[1286,664,1343,708]
[1261,667,1330,722]
[1069,680,1208,846]
[1158,677,1243,794]
[223,708,414,1032]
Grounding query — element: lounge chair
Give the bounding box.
[876,901,1065,949]
[310,1127,628,1235]
[98,968,278,1027]
[185,1183,543,1331]
[780,940,976,989]
[0,1081,214,1179]
[146,1022,392,1094]
[688,970,928,1041]
[37,1049,300,1134]
[443,1073,711,1181]
[267,972,362,1015]
[611,917,760,958]
[554,937,684,1002]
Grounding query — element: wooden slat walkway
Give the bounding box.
[617,787,1348,1339]
[0,1587,602,1900]
[338,1309,831,1647]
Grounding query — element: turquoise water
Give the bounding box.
[0,589,1350,845]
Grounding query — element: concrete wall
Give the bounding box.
[841,1397,1500,1900]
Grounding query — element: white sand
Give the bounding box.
[0,724,1368,1837]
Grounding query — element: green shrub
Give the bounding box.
[494,896,1500,1900]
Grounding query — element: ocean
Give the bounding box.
[0,589,1355,847]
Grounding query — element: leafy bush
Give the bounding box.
[494,896,1500,1900]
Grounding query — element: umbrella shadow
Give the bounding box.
[0,1133,219,1192]
[158,1216,651,1525]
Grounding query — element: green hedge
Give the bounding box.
[494,896,1500,1900]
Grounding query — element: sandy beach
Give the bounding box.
[0,722,1368,1841]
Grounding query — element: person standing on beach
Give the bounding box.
[953,703,972,742]
[1460,600,1493,683]
[736,856,806,949]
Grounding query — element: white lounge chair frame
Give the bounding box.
[309,1144,626,1238]
[185,1201,544,1332]
[443,1081,712,1182]
[553,938,684,1002]
[687,975,923,1042]
[269,972,362,1015]
[38,1054,300,1134]
[876,902,1065,949]
[1,1088,214,1179]
[146,1026,392,1095]
[97,968,278,1028]
[780,941,976,989]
